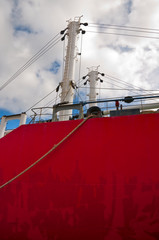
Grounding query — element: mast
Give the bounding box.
[59,17,86,120]
[88,67,99,108]
[83,66,104,108]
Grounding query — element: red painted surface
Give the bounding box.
[0,114,159,240]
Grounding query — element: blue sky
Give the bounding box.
[47,61,61,74]
[0,109,19,130]
[0,0,159,130]
[14,25,36,35]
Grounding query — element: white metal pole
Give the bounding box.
[59,19,80,121]
[0,116,7,138]
[19,113,27,126]
[88,70,98,108]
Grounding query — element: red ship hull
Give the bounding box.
[0,114,159,239]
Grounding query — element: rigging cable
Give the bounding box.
[62,36,66,80]
[42,85,72,112]
[78,34,83,93]
[102,76,145,94]
[86,23,159,99]
[101,78,137,93]
[41,36,67,112]
[78,75,141,95]
[79,87,159,91]
[0,33,61,91]
[103,74,159,100]
[26,88,57,112]
[86,30,159,40]
[42,79,81,111]
[103,74,151,92]
[41,37,67,111]
[88,23,159,32]
[74,86,84,102]
[88,26,159,35]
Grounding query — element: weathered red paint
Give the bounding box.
[0,114,159,239]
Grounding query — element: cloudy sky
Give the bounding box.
[0,0,159,123]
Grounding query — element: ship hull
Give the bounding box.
[0,114,159,239]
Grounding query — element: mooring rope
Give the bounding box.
[0,116,92,189]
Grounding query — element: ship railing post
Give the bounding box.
[0,116,7,138]
[19,113,27,126]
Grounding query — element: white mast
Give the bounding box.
[83,66,104,108]
[88,67,99,108]
[59,17,81,121]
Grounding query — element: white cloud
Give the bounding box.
[0,0,159,118]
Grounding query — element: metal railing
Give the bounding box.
[29,95,159,123]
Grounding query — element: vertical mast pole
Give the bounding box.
[87,66,100,108]
[59,18,81,120]
[83,66,104,108]
[88,70,98,108]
